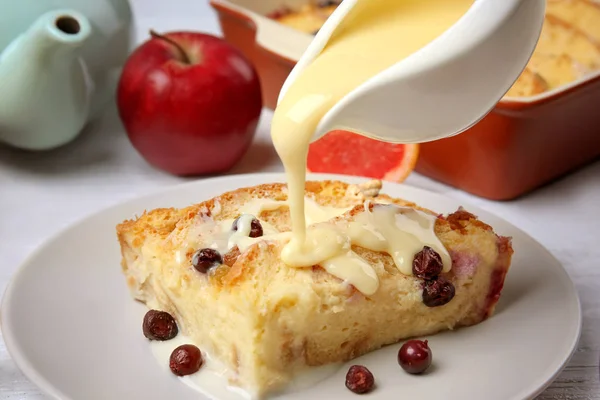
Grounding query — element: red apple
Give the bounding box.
[117,30,262,176]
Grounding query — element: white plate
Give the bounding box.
[1,173,581,400]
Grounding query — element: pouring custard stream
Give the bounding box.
[270,0,473,283]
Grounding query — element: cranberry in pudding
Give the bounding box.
[422,277,455,307]
[232,215,263,238]
[413,246,443,280]
[192,248,222,273]
[398,340,432,374]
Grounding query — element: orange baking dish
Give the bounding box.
[209,0,600,200]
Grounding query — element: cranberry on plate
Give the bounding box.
[142,310,178,341]
[398,339,432,374]
[345,365,375,394]
[170,344,203,376]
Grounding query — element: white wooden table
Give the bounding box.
[0,1,598,398]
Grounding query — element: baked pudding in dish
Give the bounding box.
[267,1,340,35]
[116,180,513,397]
[270,0,600,97]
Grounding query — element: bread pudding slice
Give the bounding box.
[116,180,513,397]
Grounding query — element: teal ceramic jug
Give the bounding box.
[0,0,133,150]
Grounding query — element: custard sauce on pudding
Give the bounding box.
[176,193,450,295]
[270,0,473,292]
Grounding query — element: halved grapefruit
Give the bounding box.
[307,130,419,182]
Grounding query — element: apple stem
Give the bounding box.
[149,29,191,64]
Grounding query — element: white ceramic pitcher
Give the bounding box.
[278,0,546,144]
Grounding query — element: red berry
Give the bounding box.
[232,216,263,238]
[413,246,443,280]
[169,344,203,376]
[422,277,455,307]
[192,248,222,273]
[398,340,432,374]
[345,365,375,394]
[142,310,178,341]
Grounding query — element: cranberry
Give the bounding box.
[142,310,178,341]
[345,365,375,394]
[192,248,222,273]
[398,340,432,374]
[169,344,203,376]
[422,277,455,307]
[232,216,263,238]
[413,246,443,280]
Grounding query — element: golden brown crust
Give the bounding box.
[505,68,548,97]
[269,2,339,34]
[510,9,600,95]
[116,180,509,292]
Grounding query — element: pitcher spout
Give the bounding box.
[0,10,93,150]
